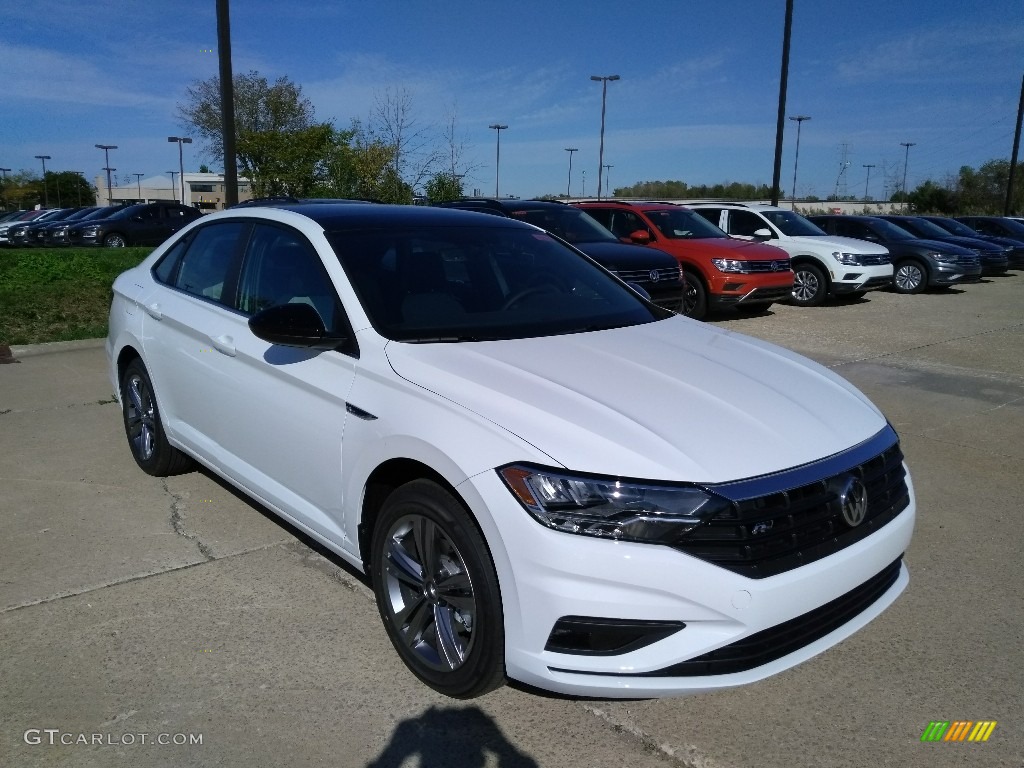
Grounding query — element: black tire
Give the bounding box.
[371,480,505,698]
[735,302,772,314]
[120,358,192,476]
[104,232,127,248]
[681,271,708,320]
[892,260,928,294]
[790,263,828,307]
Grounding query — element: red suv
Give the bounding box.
[574,201,793,319]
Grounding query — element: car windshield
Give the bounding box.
[928,218,976,236]
[760,210,828,236]
[80,206,124,221]
[870,219,916,240]
[507,207,619,244]
[644,208,729,239]
[903,218,954,238]
[327,224,668,342]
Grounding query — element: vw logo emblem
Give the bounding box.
[838,476,868,527]
[649,269,661,282]
[771,261,782,271]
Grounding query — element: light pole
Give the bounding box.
[788,115,810,209]
[603,164,614,196]
[0,167,10,210]
[488,124,507,197]
[70,171,85,205]
[95,145,117,205]
[581,170,586,197]
[862,164,876,202]
[168,136,193,205]
[133,173,145,202]
[167,171,179,201]
[564,148,578,197]
[590,74,619,200]
[900,142,916,211]
[35,155,51,207]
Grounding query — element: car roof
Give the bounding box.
[209,202,539,231]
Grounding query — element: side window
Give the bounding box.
[608,211,649,239]
[728,211,771,238]
[237,224,345,332]
[153,237,190,284]
[174,222,246,304]
[582,208,612,229]
[692,208,722,228]
[138,207,159,221]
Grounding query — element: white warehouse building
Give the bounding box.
[93,172,253,211]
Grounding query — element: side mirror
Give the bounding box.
[752,228,773,241]
[627,229,652,245]
[248,302,346,350]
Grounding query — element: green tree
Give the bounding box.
[424,171,464,203]
[237,124,335,198]
[906,179,957,214]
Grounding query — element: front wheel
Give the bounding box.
[790,263,827,306]
[371,480,505,698]
[104,233,127,248]
[680,271,708,320]
[892,260,927,294]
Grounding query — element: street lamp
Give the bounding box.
[35,155,51,207]
[69,171,85,205]
[564,148,578,198]
[0,168,10,210]
[95,145,117,205]
[168,136,193,205]
[863,164,876,202]
[788,115,810,209]
[603,164,614,196]
[488,124,507,198]
[900,142,916,211]
[167,171,179,201]
[133,173,145,202]
[590,74,619,200]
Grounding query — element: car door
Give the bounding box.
[725,210,774,240]
[129,205,168,245]
[200,221,359,550]
[162,205,200,241]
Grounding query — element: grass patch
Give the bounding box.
[0,247,152,345]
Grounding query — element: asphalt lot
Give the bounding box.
[2,276,1022,767]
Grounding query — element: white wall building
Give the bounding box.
[94,172,252,211]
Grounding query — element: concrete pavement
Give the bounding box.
[1,277,1022,767]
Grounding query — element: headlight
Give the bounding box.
[930,252,960,263]
[711,258,748,273]
[82,225,100,236]
[498,465,731,544]
[832,251,865,266]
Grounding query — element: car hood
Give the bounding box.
[572,240,679,271]
[665,237,789,259]
[889,238,973,255]
[926,234,1001,253]
[384,317,885,482]
[803,234,889,255]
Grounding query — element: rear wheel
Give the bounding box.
[371,480,505,698]
[893,260,927,294]
[790,263,827,306]
[680,271,707,320]
[120,358,192,475]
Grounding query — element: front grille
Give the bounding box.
[674,438,909,578]
[743,258,792,273]
[617,267,681,284]
[959,254,980,266]
[639,557,903,677]
[856,254,891,266]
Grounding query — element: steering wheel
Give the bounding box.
[501,273,568,310]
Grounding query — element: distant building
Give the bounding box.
[95,172,253,211]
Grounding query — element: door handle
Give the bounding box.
[145,302,162,320]
[211,335,236,357]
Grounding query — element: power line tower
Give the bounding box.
[881,160,899,202]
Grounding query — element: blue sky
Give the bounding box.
[2,0,1023,201]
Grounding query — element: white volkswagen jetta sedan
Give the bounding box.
[107,203,915,699]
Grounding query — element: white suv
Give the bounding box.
[689,203,893,306]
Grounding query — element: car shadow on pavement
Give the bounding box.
[365,705,539,768]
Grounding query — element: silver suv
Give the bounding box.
[689,203,893,306]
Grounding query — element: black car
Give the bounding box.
[920,215,1024,269]
[956,215,1024,245]
[25,206,100,246]
[877,215,1008,276]
[808,215,982,293]
[435,199,686,313]
[8,208,82,247]
[41,206,124,246]
[68,202,202,247]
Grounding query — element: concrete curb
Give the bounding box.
[9,338,106,359]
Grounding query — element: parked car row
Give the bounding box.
[0,202,202,248]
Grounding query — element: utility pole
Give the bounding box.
[603,164,613,197]
[900,142,916,211]
[217,0,238,207]
[564,148,578,198]
[863,164,876,201]
[1005,73,1024,216]
[770,0,795,206]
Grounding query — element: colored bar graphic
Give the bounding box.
[920,720,996,743]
